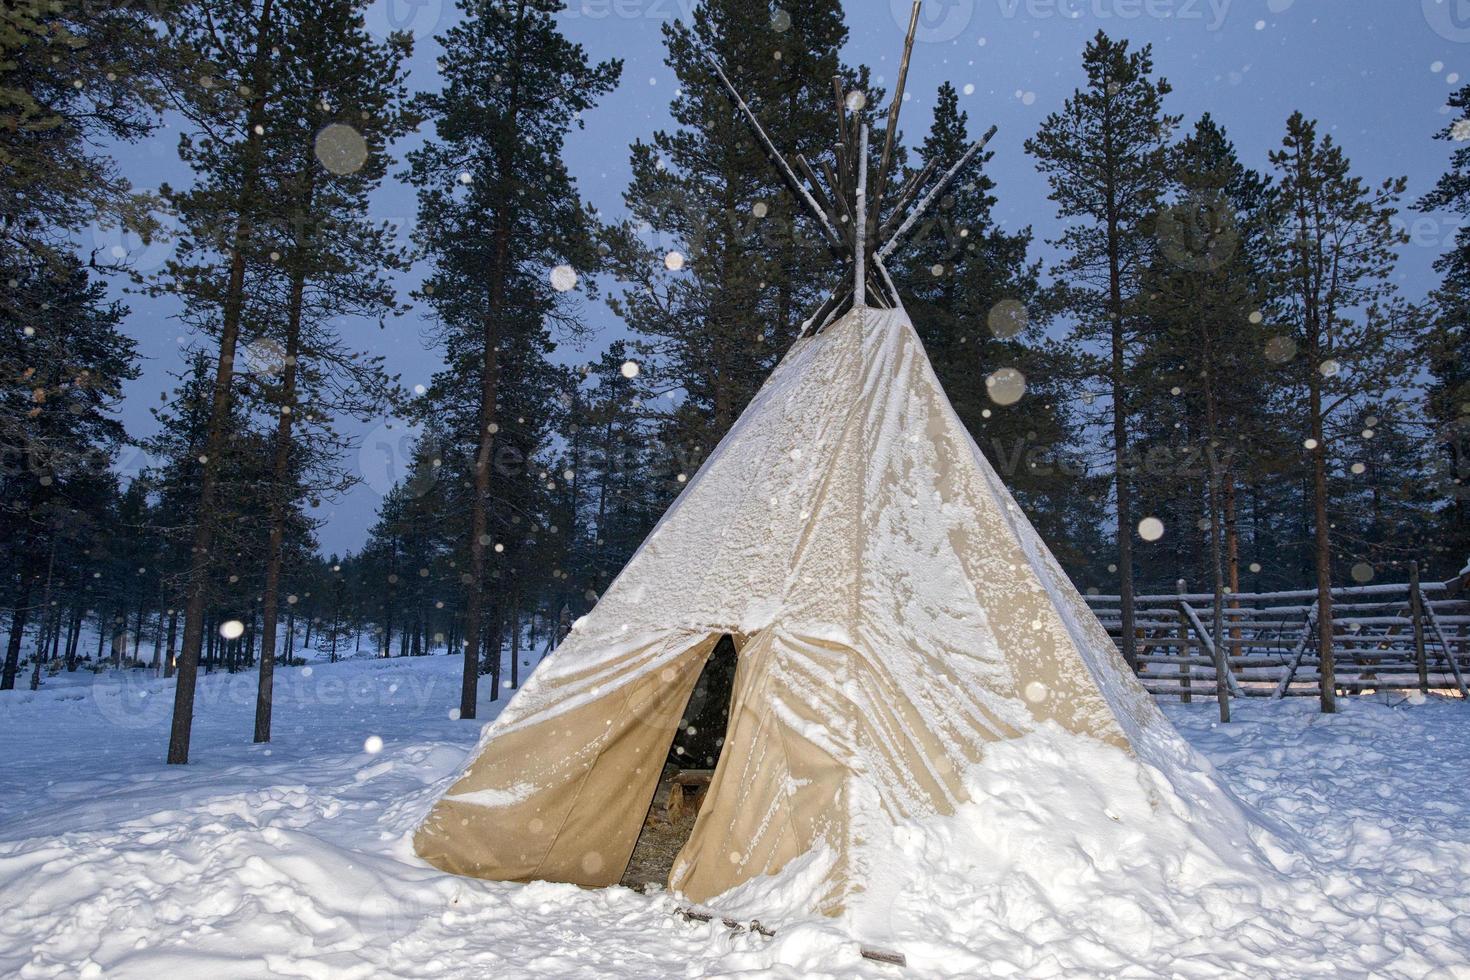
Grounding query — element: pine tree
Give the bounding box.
[574,342,665,598]
[606,0,857,470]
[0,258,137,689]
[156,0,286,763]
[0,0,176,271]
[1267,112,1414,712]
[1133,115,1279,716]
[1416,83,1470,567]
[404,0,619,720]
[1025,32,1178,669]
[245,0,414,744]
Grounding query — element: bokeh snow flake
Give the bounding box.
[985,368,1026,406]
[314,123,368,175]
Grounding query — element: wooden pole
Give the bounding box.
[1176,579,1192,704]
[1272,600,1318,700]
[854,123,869,311]
[1410,561,1430,695]
[1423,598,1470,698]
[873,0,922,234]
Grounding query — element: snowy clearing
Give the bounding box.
[1,657,1468,978]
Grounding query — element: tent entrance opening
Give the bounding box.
[619,634,738,891]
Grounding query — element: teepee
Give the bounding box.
[414,1,1251,948]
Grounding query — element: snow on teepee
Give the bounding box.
[414,0,1272,956]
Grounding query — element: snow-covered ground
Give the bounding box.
[1,656,1467,978]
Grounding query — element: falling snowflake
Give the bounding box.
[1138,517,1165,542]
[314,123,368,175]
[1264,336,1297,364]
[987,299,1027,338]
[550,264,577,292]
[985,368,1026,406]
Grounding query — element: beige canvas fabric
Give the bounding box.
[414,306,1189,929]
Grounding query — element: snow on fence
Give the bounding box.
[1083,564,1470,703]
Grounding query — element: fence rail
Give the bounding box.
[1084,565,1470,704]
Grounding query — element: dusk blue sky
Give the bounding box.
[94,0,1469,555]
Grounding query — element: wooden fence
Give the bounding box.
[1084,565,1470,702]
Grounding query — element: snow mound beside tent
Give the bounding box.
[705,710,1469,976]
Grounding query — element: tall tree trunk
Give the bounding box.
[65,606,81,672]
[111,609,123,669]
[1291,139,1336,714]
[163,608,178,679]
[1223,467,1242,643]
[30,543,57,690]
[255,177,311,742]
[132,601,145,664]
[461,300,502,719]
[487,598,504,702]
[1309,381,1336,712]
[49,598,63,662]
[382,592,394,659]
[460,4,531,720]
[510,591,520,689]
[94,610,105,666]
[1201,357,1230,723]
[2,549,35,689]
[1106,208,1137,671]
[167,0,278,765]
[151,595,164,669]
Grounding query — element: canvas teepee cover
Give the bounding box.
[416,5,1248,935]
[413,305,1204,927]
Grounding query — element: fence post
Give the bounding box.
[1176,579,1191,704]
[1410,561,1430,695]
